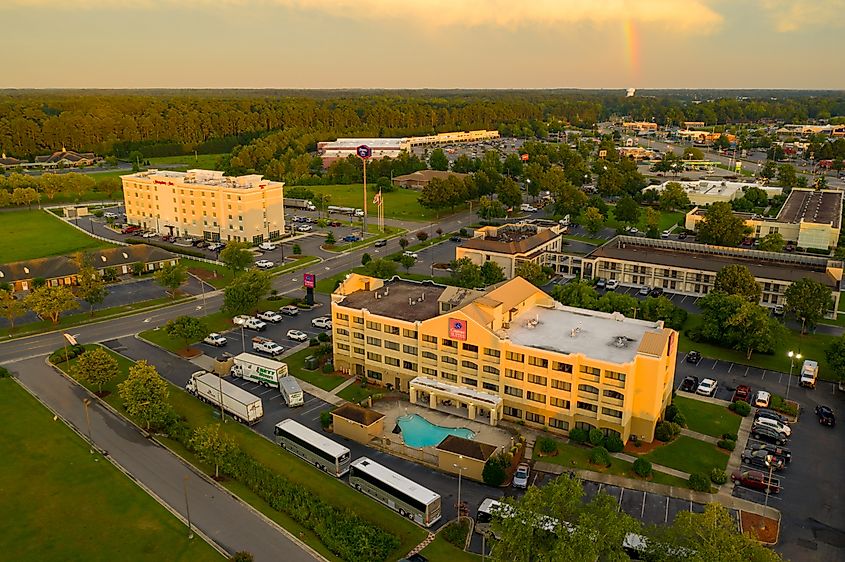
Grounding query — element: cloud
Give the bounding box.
[757,0,845,32]
[5,0,724,32]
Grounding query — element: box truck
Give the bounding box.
[799,359,818,389]
[279,376,304,407]
[230,352,289,387]
[185,371,264,424]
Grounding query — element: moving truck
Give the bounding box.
[185,371,264,424]
[799,359,818,389]
[279,376,304,407]
[285,198,317,211]
[230,352,288,387]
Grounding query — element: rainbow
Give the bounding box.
[624,19,640,80]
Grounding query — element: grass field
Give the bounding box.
[604,206,684,233]
[420,536,481,561]
[284,347,346,391]
[673,395,741,438]
[139,311,234,353]
[147,154,226,171]
[642,436,730,476]
[309,184,465,222]
[56,345,427,561]
[0,209,113,263]
[0,377,222,562]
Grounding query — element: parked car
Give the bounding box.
[773,305,784,316]
[232,316,267,331]
[753,390,771,408]
[785,242,795,252]
[296,225,313,232]
[638,286,650,296]
[677,232,687,240]
[342,235,361,242]
[258,242,277,251]
[751,422,789,445]
[748,442,792,464]
[680,376,699,392]
[661,230,671,239]
[142,231,157,238]
[374,239,387,248]
[649,287,664,297]
[755,408,788,424]
[733,384,753,403]
[731,470,781,494]
[286,329,309,342]
[311,316,332,329]
[255,259,275,269]
[605,280,619,291]
[753,417,792,437]
[741,449,785,471]
[403,251,419,259]
[450,236,462,242]
[207,242,225,251]
[279,305,300,316]
[815,405,836,427]
[696,378,718,397]
[686,351,701,364]
[520,204,538,213]
[257,310,283,323]
[596,279,607,289]
[121,225,141,234]
[328,221,343,227]
[203,333,227,347]
[512,463,530,489]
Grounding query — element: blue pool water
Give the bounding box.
[397,414,475,448]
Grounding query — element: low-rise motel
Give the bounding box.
[331,274,677,443]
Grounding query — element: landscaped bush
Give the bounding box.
[710,468,728,485]
[48,344,85,364]
[729,400,751,417]
[588,428,604,446]
[482,452,510,486]
[310,337,319,347]
[568,427,588,444]
[654,421,681,442]
[721,432,738,441]
[603,434,624,453]
[588,446,611,468]
[672,412,687,428]
[717,439,736,451]
[664,403,680,422]
[633,458,652,477]
[0,366,10,378]
[321,362,334,374]
[317,332,330,343]
[688,472,711,492]
[320,410,332,429]
[441,518,470,549]
[125,237,206,258]
[536,436,558,455]
[770,394,799,416]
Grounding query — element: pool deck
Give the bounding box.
[373,401,514,452]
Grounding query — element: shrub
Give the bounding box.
[459,228,468,237]
[229,553,254,562]
[321,362,334,374]
[589,446,611,467]
[320,410,332,429]
[710,468,728,485]
[49,344,85,364]
[588,428,604,446]
[655,421,681,442]
[673,412,687,428]
[361,253,372,266]
[317,332,330,342]
[125,237,206,258]
[729,400,751,417]
[717,439,736,451]
[604,434,624,453]
[721,432,738,441]
[325,231,336,245]
[688,472,711,492]
[0,366,10,378]
[664,403,680,423]
[569,427,588,444]
[92,209,104,218]
[309,337,319,347]
[536,436,558,455]
[441,518,470,549]
[482,453,510,486]
[770,394,799,416]
[633,458,652,477]
[292,244,302,255]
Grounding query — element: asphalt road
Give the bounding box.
[8,357,318,562]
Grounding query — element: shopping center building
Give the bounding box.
[331,274,678,442]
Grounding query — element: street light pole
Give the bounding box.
[82,398,93,454]
[453,455,465,516]
[183,475,194,539]
[787,351,801,401]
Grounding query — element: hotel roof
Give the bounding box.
[461,225,559,255]
[338,277,448,322]
[776,189,842,228]
[122,169,281,190]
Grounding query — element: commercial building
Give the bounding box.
[647,180,782,207]
[0,148,101,170]
[583,236,842,315]
[331,274,678,442]
[622,122,658,133]
[684,188,843,251]
[121,169,285,244]
[408,130,499,147]
[392,170,468,190]
[455,222,564,279]
[676,130,736,145]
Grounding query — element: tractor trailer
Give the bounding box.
[185,371,264,424]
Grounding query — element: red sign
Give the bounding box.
[303,273,316,288]
[448,318,467,341]
[520,153,530,161]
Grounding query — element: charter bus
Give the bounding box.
[349,457,441,527]
[273,419,351,477]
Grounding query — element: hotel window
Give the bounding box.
[483,365,500,376]
[525,412,545,425]
[353,332,364,340]
[552,361,573,373]
[603,390,624,401]
[550,397,570,409]
[505,368,524,381]
[353,317,363,325]
[549,418,569,431]
[504,385,523,398]
[483,348,500,359]
[337,343,350,351]
[528,356,548,368]
[385,356,400,367]
[462,343,478,353]
[422,334,438,344]
[335,313,349,321]
[367,370,382,380]
[462,360,478,370]
[527,374,547,386]
[366,336,381,346]
[602,408,623,419]
[403,344,418,355]
[403,361,417,371]
[462,377,478,386]
[442,372,457,382]
[366,352,381,362]
[336,328,349,336]
[482,382,499,392]
[605,371,626,383]
[421,351,437,360]
[442,356,458,365]
[421,367,438,376]
[526,391,546,403]
[579,365,600,376]
[551,380,571,391]
[402,328,418,338]
[505,351,524,363]
[578,384,599,395]
[384,340,400,351]
[366,321,381,330]
[575,421,595,431]
[504,406,523,419]
[443,339,457,349]
[577,401,598,413]
[353,347,364,355]
[384,325,400,335]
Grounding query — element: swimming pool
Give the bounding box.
[397,414,475,448]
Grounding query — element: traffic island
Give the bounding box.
[740,511,780,545]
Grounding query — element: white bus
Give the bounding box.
[273,419,351,477]
[349,457,441,527]
[475,498,558,540]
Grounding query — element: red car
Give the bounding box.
[733,384,752,403]
[121,225,141,234]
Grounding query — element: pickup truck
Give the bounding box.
[252,336,284,357]
[233,315,267,331]
[257,310,283,323]
[731,470,781,494]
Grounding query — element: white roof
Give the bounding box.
[351,457,440,504]
[275,419,348,457]
[235,352,286,371]
[410,376,502,407]
[279,376,302,394]
[323,138,406,149]
[194,372,261,405]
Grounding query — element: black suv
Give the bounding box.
[686,351,701,364]
[815,405,836,427]
[755,408,788,424]
[679,376,699,392]
[749,443,792,463]
[751,424,789,446]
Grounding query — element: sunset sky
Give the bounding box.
[2,0,843,89]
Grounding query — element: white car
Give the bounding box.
[311,316,332,329]
[661,230,671,239]
[625,226,639,235]
[103,212,119,219]
[403,251,418,259]
[297,224,313,232]
[258,242,277,251]
[207,242,224,251]
[605,280,619,291]
[638,286,650,296]
[520,204,538,213]
[255,259,275,269]
[753,416,792,437]
[287,329,309,342]
[203,333,227,347]
[512,463,530,489]
[279,305,300,316]
[696,378,718,397]
[754,390,771,408]
[257,310,283,323]
[142,231,157,238]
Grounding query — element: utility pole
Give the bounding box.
[183,476,194,539]
[82,398,93,454]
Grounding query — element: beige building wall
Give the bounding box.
[436,451,486,482]
[331,415,384,444]
[685,208,838,251]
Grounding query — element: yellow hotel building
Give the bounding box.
[331,274,677,442]
[121,169,285,243]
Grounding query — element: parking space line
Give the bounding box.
[680,295,688,303]
[641,491,646,519]
[761,370,766,380]
[300,402,325,416]
[712,360,718,371]
[618,488,624,509]
[728,363,734,373]
[689,501,693,512]
[744,367,749,377]
[260,388,274,396]
[665,497,669,523]
[777,372,783,383]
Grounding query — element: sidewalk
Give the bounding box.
[680,428,719,444]
[613,452,691,480]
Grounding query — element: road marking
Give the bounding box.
[712,360,718,370]
[260,388,274,396]
[761,370,766,380]
[778,372,783,383]
[300,402,326,416]
[665,497,670,523]
[728,363,734,373]
[744,367,749,377]
[681,295,688,303]
[641,491,646,519]
[618,488,624,509]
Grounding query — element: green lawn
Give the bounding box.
[641,436,730,475]
[0,209,113,263]
[310,184,464,222]
[54,346,427,562]
[0,377,222,562]
[421,536,482,562]
[285,347,346,391]
[337,382,384,404]
[604,206,684,232]
[139,311,234,353]
[672,395,741,438]
[147,154,226,171]
[182,258,234,289]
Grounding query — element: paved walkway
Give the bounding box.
[680,428,720,444]
[718,415,755,502]
[330,377,358,394]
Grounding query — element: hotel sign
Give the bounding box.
[448,318,467,341]
[303,273,316,288]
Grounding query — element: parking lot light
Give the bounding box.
[786,351,801,400]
